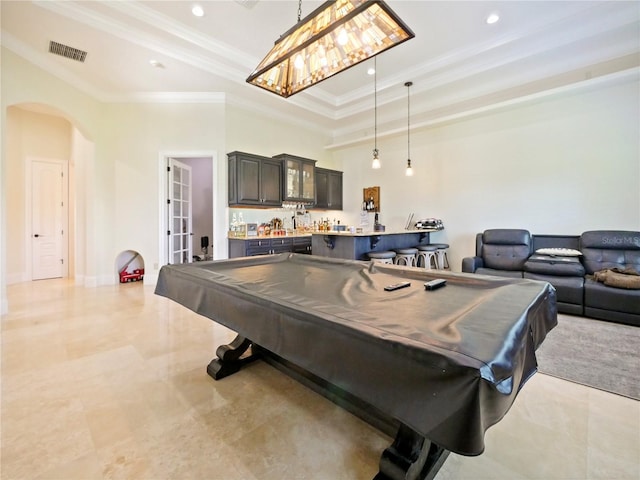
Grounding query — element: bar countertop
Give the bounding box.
[229,229,441,240]
[228,233,312,240]
[312,228,440,237]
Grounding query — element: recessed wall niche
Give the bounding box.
[116,250,144,284]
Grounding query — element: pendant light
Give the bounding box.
[405,81,414,177]
[372,57,381,169]
[246,0,414,98]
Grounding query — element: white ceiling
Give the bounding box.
[2,1,639,147]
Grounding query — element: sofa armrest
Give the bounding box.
[462,256,484,273]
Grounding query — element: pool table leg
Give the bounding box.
[206,334,258,380]
[374,423,450,480]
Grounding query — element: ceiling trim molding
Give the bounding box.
[330,1,640,116]
[101,1,255,68]
[31,0,340,111]
[325,67,640,151]
[225,93,333,138]
[115,92,226,104]
[332,7,640,121]
[6,1,639,137]
[334,46,640,140]
[34,0,248,83]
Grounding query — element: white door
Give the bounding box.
[31,159,67,280]
[168,159,193,264]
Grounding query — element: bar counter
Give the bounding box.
[312,229,439,261]
[228,233,312,258]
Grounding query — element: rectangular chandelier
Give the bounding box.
[246,0,414,98]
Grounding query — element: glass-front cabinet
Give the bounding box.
[273,154,316,204]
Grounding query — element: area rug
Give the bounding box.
[535,314,640,400]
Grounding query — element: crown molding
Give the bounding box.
[331,1,640,120]
[101,1,255,68]
[34,0,248,83]
[6,1,638,138]
[225,92,333,138]
[112,92,226,104]
[325,67,640,151]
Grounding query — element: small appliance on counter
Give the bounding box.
[415,218,444,230]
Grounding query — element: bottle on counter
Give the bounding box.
[238,212,245,236]
[231,213,238,236]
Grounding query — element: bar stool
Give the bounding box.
[394,248,418,267]
[430,243,450,270]
[415,245,439,270]
[367,251,396,264]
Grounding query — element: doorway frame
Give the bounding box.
[158,150,219,271]
[25,156,69,281]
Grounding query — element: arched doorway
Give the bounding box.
[4,103,94,285]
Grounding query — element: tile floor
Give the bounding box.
[1,279,639,480]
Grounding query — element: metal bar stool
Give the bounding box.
[367,251,396,264]
[394,248,418,267]
[415,245,439,270]
[430,243,450,270]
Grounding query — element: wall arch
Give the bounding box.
[11,102,94,142]
[4,102,97,288]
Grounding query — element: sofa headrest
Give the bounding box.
[580,231,640,250]
[483,229,531,246]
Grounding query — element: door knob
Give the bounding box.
[33,234,40,238]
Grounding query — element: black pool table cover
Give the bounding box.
[155,253,557,456]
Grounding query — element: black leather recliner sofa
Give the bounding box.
[461,229,533,278]
[581,230,640,325]
[462,229,640,326]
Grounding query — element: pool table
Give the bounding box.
[155,253,557,480]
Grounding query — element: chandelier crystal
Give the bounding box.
[247,0,414,98]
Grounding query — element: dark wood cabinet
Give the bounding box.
[272,154,316,204]
[228,151,282,207]
[229,236,311,258]
[293,236,313,254]
[314,168,343,210]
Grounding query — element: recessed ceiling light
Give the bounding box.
[150,60,165,69]
[486,12,500,25]
[192,4,204,17]
[367,67,375,76]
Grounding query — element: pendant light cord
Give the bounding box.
[297,0,302,22]
[374,57,378,151]
[405,81,412,160]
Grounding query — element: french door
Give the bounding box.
[168,159,193,264]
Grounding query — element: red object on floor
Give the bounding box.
[119,268,144,283]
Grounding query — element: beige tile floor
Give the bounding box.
[1,278,639,480]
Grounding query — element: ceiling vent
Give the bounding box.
[234,0,259,9]
[49,40,87,63]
